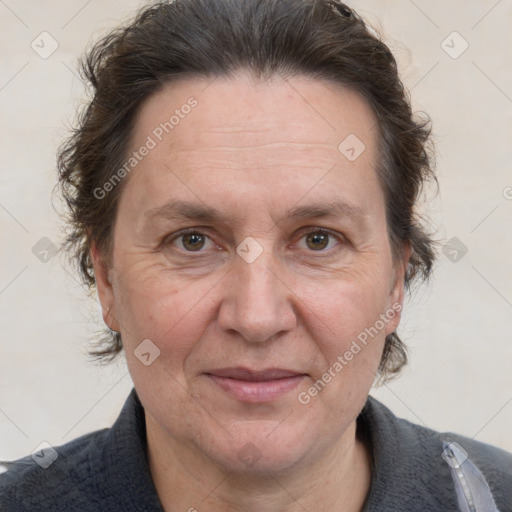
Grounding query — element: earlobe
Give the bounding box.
[91,243,120,332]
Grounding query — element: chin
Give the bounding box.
[197,419,318,476]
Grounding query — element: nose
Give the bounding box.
[217,248,297,343]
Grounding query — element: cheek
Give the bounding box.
[292,269,392,389]
[117,269,217,406]
[295,278,388,414]
[112,262,215,356]
[298,269,391,340]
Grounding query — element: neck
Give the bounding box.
[146,415,372,512]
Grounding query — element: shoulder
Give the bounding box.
[0,390,162,512]
[0,428,110,511]
[361,396,512,511]
[394,405,512,486]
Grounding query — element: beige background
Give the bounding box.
[1,0,511,462]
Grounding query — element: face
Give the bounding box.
[93,72,408,474]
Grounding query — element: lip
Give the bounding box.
[205,367,307,403]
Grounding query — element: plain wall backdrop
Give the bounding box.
[1,0,511,462]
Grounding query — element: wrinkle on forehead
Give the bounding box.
[130,72,378,156]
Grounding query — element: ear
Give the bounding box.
[385,242,411,335]
[91,243,120,332]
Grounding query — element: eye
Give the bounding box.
[298,228,342,252]
[170,230,215,252]
[165,227,344,255]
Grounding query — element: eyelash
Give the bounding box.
[166,227,346,255]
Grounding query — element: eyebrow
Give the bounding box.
[143,199,368,227]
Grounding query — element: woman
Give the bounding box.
[1,0,510,510]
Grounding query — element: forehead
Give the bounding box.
[132,72,377,159]
[121,72,382,223]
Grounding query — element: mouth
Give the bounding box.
[204,367,307,403]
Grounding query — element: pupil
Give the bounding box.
[184,233,204,251]
[307,232,328,250]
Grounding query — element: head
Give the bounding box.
[58,0,435,473]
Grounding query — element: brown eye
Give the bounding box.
[305,231,330,250]
[180,232,206,251]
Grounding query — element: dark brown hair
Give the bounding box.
[57,0,436,380]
